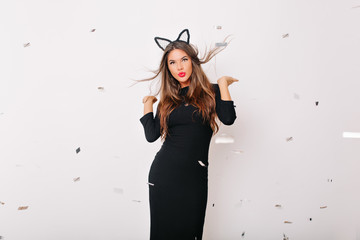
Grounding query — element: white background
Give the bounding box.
[1,0,360,239]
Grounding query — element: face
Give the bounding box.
[167,49,192,88]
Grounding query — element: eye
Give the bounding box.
[182,58,188,62]
[169,61,174,65]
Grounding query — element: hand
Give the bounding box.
[217,76,239,87]
[142,96,158,104]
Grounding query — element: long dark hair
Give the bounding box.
[137,39,230,140]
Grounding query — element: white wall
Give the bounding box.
[1,0,360,239]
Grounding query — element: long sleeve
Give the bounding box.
[213,83,237,125]
[139,109,161,143]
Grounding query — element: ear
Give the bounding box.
[176,29,190,43]
[154,37,172,51]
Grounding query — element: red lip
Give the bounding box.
[178,72,186,77]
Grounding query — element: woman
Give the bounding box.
[139,29,237,240]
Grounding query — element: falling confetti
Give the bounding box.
[113,188,124,194]
[212,204,215,207]
[283,233,289,240]
[76,147,81,154]
[90,29,96,32]
[97,86,104,91]
[132,200,141,203]
[215,26,222,30]
[286,137,293,142]
[275,204,282,208]
[327,179,333,182]
[320,206,327,209]
[232,150,243,154]
[23,43,31,47]
[215,42,228,47]
[293,93,300,100]
[147,182,155,186]
[282,33,289,38]
[315,101,319,106]
[284,221,292,224]
[241,232,245,237]
[0,201,5,205]
[18,206,29,210]
[73,177,80,182]
[309,218,312,221]
[198,161,206,167]
[215,134,235,144]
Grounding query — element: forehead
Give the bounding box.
[168,49,189,60]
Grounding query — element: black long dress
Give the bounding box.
[140,83,236,240]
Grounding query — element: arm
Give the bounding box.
[139,96,161,142]
[214,76,238,125]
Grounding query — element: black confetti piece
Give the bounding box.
[286,137,293,142]
[282,33,289,38]
[76,147,81,154]
[315,101,319,106]
[73,177,80,182]
[90,29,96,32]
[23,43,30,47]
[212,203,215,207]
[309,218,312,221]
[242,231,245,237]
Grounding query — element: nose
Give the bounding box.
[177,62,184,71]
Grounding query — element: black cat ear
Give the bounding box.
[154,37,172,51]
[176,29,190,43]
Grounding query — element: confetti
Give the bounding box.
[284,221,292,224]
[90,29,96,32]
[198,161,206,167]
[320,206,327,209]
[0,201,5,205]
[23,43,31,47]
[113,188,124,194]
[286,137,293,142]
[215,134,234,144]
[97,86,104,91]
[18,206,29,210]
[232,150,243,154]
[73,177,80,182]
[147,182,154,186]
[215,26,222,30]
[76,147,81,154]
[293,93,300,99]
[327,179,333,182]
[275,204,282,208]
[282,33,289,38]
[215,42,228,47]
[212,203,215,207]
[283,233,289,240]
[241,231,245,237]
[132,200,141,203]
[309,218,312,221]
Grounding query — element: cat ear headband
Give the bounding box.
[154,29,190,51]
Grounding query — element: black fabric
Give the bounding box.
[140,83,236,240]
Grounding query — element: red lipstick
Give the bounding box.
[178,72,186,77]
